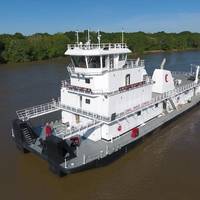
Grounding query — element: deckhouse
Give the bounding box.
[60,32,159,141]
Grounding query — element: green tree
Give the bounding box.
[1,31,200,64]
[0,41,5,63]
[3,39,32,63]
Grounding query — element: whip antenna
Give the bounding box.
[97,30,101,47]
[121,28,124,43]
[76,30,79,44]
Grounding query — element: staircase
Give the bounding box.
[168,98,177,110]
[21,127,35,145]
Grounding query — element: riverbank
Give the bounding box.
[129,48,200,59]
[0,56,68,67]
[144,48,200,54]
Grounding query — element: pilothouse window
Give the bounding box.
[102,55,109,68]
[102,56,106,68]
[119,54,126,61]
[71,56,86,68]
[87,56,100,68]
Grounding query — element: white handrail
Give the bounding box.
[67,43,128,50]
[61,79,152,96]
[16,100,60,121]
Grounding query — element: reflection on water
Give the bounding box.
[1,52,200,200]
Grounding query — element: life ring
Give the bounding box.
[165,74,169,83]
[118,125,122,131]
[45,125,52,137]
[131,128,139,138]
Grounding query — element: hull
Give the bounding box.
[62,96,200,175]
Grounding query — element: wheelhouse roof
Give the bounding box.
[65,43,132,56]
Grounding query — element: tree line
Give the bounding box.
[0,31,200,64]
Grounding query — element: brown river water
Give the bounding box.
[1,52,200,200]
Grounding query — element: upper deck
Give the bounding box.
[65,43,131,56]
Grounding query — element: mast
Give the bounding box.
[87,29,90,44]
[76,30,79,44]
[195,65,200,84]
[121,29,124,44]
[97,30,101,48]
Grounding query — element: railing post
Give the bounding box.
[106,145,109,155]
[83,154,86,164]
[25,109,29,121]
[65,158,67,168]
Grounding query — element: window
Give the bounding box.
[71,56,86,68]
[85,78,90,84]
[111,113,116,121]
[119,54,126,61]
[102,56,106,68]
[75,114,80,123]
[87,56,100,68]
[125,74,130,86]
[85,99,90,104]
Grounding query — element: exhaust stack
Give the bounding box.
[195,65,200,84]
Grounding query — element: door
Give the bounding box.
[125,74,130,86]
[80,95,82,108]
[109,55,114,69]
[75,114,80,124]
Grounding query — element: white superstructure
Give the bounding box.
[60,38,164,141]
